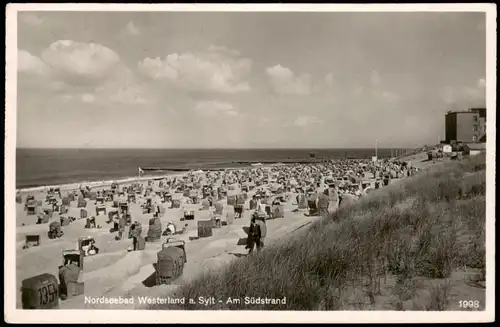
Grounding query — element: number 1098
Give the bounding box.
[459,300,480,309]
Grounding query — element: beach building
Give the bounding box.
[463,143,487,156]
[439,144,452,153]
[445,108,486,144]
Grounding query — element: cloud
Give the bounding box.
[126,21,141,36]
[19,12,44,26]
[41,40,121,85]
[57,74,151,105]
[18,50,49,75]
[194,100,238,116]
[266,65,312,95]
[138,45,252,93]
[138,57,178,80]
[20,40,150,106]
[94,65,152,105]
[17,50,55,94]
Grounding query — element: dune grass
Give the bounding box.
[151,153,487,310]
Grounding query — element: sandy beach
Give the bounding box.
[16,166,326,309]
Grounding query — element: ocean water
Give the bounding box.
[15,148,406,189]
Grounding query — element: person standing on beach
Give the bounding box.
[327,184,339,214]
[247,214,266,254]
[117,212,127,240]
[318,190,330,217]
[257,196,267,215]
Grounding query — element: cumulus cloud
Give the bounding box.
[18,50,49,75]
[266,65,312,96]
[41,40,121,85]
[126,21,141,36]
[57,72,150,106]
[94,65,151,105]
[194,100,238,116]
[138,57,178,80]
[19,12,44,26]
[138,45,252,93]
[20,40,150,106]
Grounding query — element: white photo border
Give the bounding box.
[4,3,496,323]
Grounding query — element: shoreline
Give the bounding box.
[15,163,257,193]
[16,172,186,194]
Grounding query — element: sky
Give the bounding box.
[16,11,487,149]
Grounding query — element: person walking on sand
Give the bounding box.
[246,215,257,253]
[247,214,266,254]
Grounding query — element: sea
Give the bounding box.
[15,148,408,190]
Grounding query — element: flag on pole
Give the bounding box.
[138,167,144,174]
